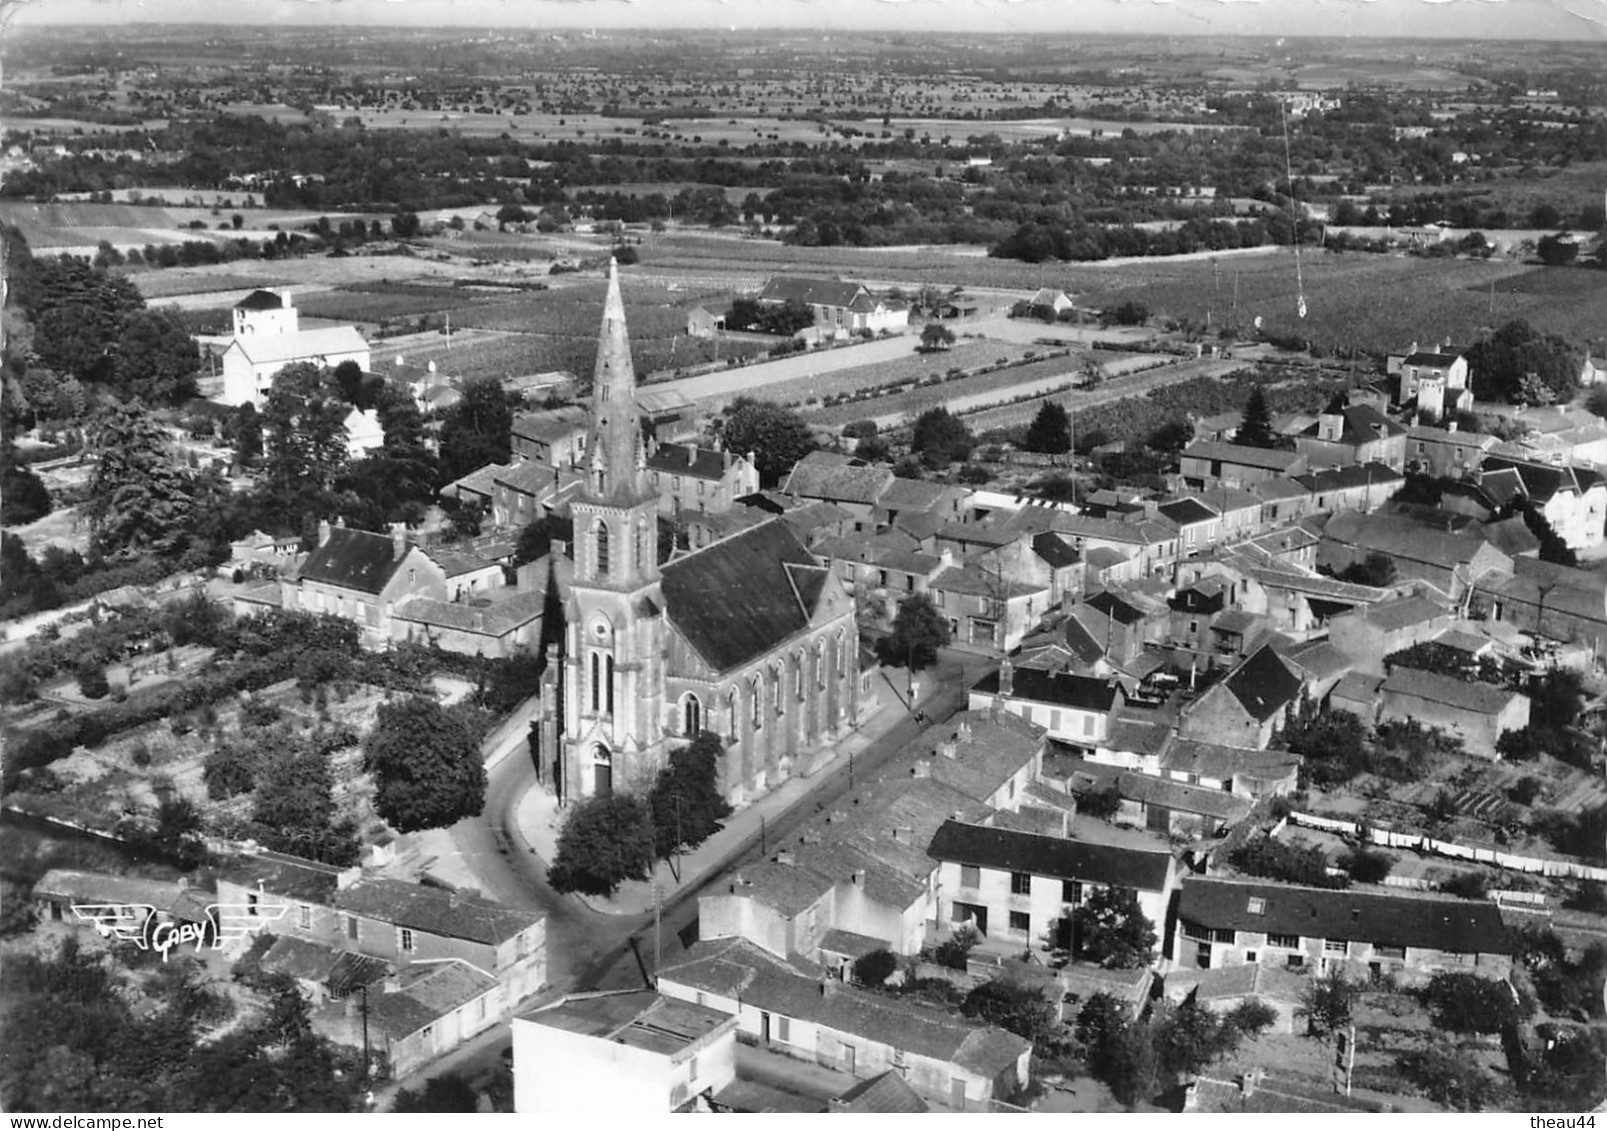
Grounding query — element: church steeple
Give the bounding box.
[582,258,649,503]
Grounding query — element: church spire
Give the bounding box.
[583,258,647,501]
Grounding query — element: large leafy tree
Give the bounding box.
[877,591,950,672]
[1070,885,1157,968]
[250,735,360,866]
[960,979,1064,1048]
[1022,400,1072,455]
[364,697,487,833]
[549,793,655,897]
[83,399,198,563]
[261,362,350,521]
[910,406,973,468]
[1235,386,1277,449]
[13,251,144,385]
[112,308,199,405]
[647,730,732,864]
[714,396,815,487]
[437,376,514,484]
[1467,319,1582,405]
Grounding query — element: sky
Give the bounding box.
[10,0,1607,39]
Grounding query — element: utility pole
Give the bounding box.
[360,982,371,1081]
[653,875,662,975]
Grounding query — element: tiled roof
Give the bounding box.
[512,405,589,444]
[1381,667,1521,716]
[832,1071,930,1113]
[817,928,893,959]
[219,851,348,903]
[370,961,498,1040]
[260,935,347,983]
[930,563,1045,600]
[34,869,185,912]
[781,452,894,505]
[1159,497,1220,526]
[1295,462,1404,494]
[1114,771,1253,823]
[443,462,510,500]
[1321,511,1504,573]
[926,819,1174,891]
[1222,645,1303,721]
[422,546,494,578]
[333,878,542,945]
[660,939,1031,1071]
[878,477,953,513]
[1277,639,1351,682]
[908,709,1045,804]
[228,326,368,365]
[1161,739,1299,783]
[1032,532,1081,570]
[1177,876,1510,955]
[1102,711,1175,757]
[392,591,545,637]
[724,857,834,917]
[662,518,833,673]
[523,990,731,1056]
[1351,594,1449,632]
[1182,441,1305,472]
[972,667,1119,712]
[1164,962,1308,1004]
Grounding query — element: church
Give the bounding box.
[537,262,862,807]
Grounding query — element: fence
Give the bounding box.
[1287,809,1607,883]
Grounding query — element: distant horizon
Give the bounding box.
[8,0,1607,43]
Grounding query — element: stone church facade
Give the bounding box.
[540,262,861,807]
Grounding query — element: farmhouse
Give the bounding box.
[1377,667,1529,758]
[219,326,372,410]
[757,275,908,335]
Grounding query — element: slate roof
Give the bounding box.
[1176,876,1511,955]
[1182,441,1305,472]
[660,939,1031,1073]
[511,405,589,444]
[1483,456,1602,504]
[661,518,831,673]
[333,878,541,946]
[1222,645,1304,721]
[392,591,545,637]
[646,444,730,481]
[1353,594,1449,632]
[878,477,953,513]
[1159,497,1220,526]
[1482,515,1542,557]
[1032,532,1081,570]
[973,667,1119,712]
[910,709,1046,804]
[235,288,287,310]
[926,819,1174,891]
[1321,511,1507,574]
[724,857,835,917]
[1102,711,1176,758]
[34,869,185,912]
[297,527,411,595]
[1298,405,1407,445]
[1164,962,1308,1004]
[1295,462,1404,495]
[1085,589,1146,626]
[930,563,1044,601]
[1403,350,1461,367]
[1381,667,1522,716]
[227,326,368,365]
[759,275,870,310]
[370,961,499,1040]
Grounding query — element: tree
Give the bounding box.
[909,407,973,468]
[436,376,514,484]
[83,399,198,563]
[1420,972,1520,1034]
[364,698,487,834]
[714,397,816,488]
[1070,885,1157,968]
[1342,846,1394,884]
[1337,551,1397,588]
[391,210,421,239]
[852,949,898,988]
[1235,386,1277,449]
[0,456,51,526]
[1522,502,1577,567]
[1399,1042,1506,1111]
[76,660,109,699]
[1022,401,1072,455]
[1537,231,1581,267]
[112,308,199,405]
[917,322,956,353]
[1466,319,1582,405]
[877,592,949,672]
[647,731,731,863]
[1300,971,1355,1036]
[392,1073,479,1113]
[961,979,1063,1047]
[549,793,655,897]
[250,737,360,867]
[260,363,350,519]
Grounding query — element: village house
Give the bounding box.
[1157,738,1301,798]
[1179,442,1309,489]
[1177,644,1304,750]
[1377,667,1530,757]
[273,521,448,650]
[757,276,909,336]
[360,960,503,1079]
[1405,423,1498,479]
[1172,876,1513,982]
[219,326,372,410]
[646,443,760,519]
[928,561,1048,652]
[511,406,591,467]
[1291,406,1408,472]
[1475,558,1607,650]
[1317,510,1513,596]
[1388,342,1472,420]
[966,662,1123,753]
[1480,456,1607,553]
[1293,463,1405,516]
[232,288,299,338]
[1326,595,1455,674]
[1162,965,1308,1034]
[926,818,1178,958]
[657,938,1031,1110]
[1158,496,1223,557]
[512,990,738,1113]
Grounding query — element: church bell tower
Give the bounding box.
[559,260,667,801]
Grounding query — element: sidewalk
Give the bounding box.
[516,662,948,917]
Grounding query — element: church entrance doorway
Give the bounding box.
[592,744,613,797]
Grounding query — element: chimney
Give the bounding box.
[775,848,795,866]
[1241,1070,1260,1098]
[473,610,485,632]
[820,977,838,998]
[938,738,958,759]
[1142,499,1159,520]
[912,760,932,779]
[1443,336,1453,350]
[685,442,698,465]
[999,661,1014,697]
[318,519,331,547]
[391,522,407,561]
[1409,340,1418,356]
[336,516,346,528]
[801,828,823,845]
[279,287,294,309]
[1447,420,1458,434]
[427,360,437,375]
[1318,413,1344,442]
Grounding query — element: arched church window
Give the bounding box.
[750,676,762,728]
[774,663,785,717]
[684,694,701,737]
[727,692,738,741]
[836,631,846,678]
[590,653,600,713]
[635,518,648,574]
[794,651,805,701]
[595,519,611,577]
[606,655,615,715]
[815,640,826,689]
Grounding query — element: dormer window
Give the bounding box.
[1247,897,1265,915]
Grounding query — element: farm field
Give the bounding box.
[963,355,1252,435]
[1077,251,1607,356]
[643,332,927,406]
[346,107,836,149]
